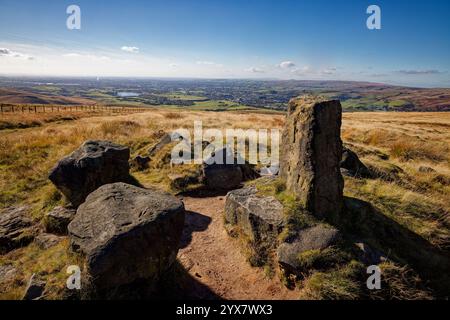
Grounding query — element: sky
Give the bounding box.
[0,0,449,87]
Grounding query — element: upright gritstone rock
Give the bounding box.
[49,140,131,207]
[280,95,344,219]
[68,182,185,297]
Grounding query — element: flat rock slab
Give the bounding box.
[49,140,130,207]
[277,225,340,272]
[0,206,34,254]
[68,182,185,296]
[225,186,284,236]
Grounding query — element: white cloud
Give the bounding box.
[0,47,34,60]
[245,67,265,73]
[63,53,111,61]
[395,69,442,75]
[0,48,12,55]
[321,67,337,75]
[63,53,81,58]
[196,60,223,67]
[278,61,296,69]
[291,66,311,75]
[121,46,140,53]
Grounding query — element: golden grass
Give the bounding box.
[0,109,449,299]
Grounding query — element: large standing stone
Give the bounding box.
[68,182,185,297]
[0,206,34,254]
[49,140,131,207]
[280,96,344,219]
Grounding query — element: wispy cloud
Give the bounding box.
[121,46,140,53]
[196,61,223,67]
[63,53,111,61]
[278,61,296,69]
[395,69,443,75]
[291,66,311,75]
[0,47,34,60]
[321,67,337,75]
[245,67,265,73]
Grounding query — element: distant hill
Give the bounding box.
[0,78,449,111]
[0,88,96,105]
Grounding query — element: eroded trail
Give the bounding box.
[177,195,298,300]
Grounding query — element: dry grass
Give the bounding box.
[0,109,449,299]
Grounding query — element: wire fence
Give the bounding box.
[0,104,150,114]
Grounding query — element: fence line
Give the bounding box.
[0,104,150,114]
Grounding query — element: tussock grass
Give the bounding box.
[1,110,449,299]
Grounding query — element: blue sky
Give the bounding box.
[0,0,449,87]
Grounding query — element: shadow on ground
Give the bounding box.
[179,187,232,198]
[158,261,222,300]
[339,197,450,297]
[179,210,212,249]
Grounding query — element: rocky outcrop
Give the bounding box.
[280,95,344,219]
[203,147,259,191]
[45,206,76,235]
[0,206,34,253]
[49,140,131,207]
[341,146,371,178]
[68,182,185,297]
[225,186,284,265]
[277,225,340,274]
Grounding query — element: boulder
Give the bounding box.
[68,182,185,297]
[22,274,46,300]
[34,233,64,250]
[49,140,131,207]
[0,206,34,254]
[45,206,76,235]
[280,95,344,219]
[341,147,371,178]
[277,225,340,273]
[168,173,200,191]
[225,186,284,265]
[148,133,172,157]
[203,147,243,191]
[131,155,150,171]
[202,147,259,191]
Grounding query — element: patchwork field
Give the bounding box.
[0,109,449,299]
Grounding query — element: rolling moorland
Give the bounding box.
[0,102,449,299]
[1,77,450,112]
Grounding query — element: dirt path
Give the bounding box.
[177,195,298,300]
